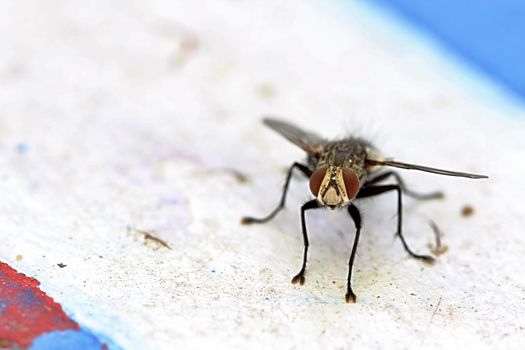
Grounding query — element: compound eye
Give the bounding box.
[342,169,359,200]
[309,167,328,197]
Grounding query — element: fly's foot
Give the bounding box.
[345,290,357,303]
[409,252,436,264]
[241,216,267,225]
[240,216,255,225]
[419,255,436,264]
[241,215,271,225]
[291,273,305,285]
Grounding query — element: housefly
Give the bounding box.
[241,118,487,303]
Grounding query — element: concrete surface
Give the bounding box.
[1,0,524,349]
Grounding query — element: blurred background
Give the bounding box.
[1,1,524,349]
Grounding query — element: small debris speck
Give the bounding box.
[461,205,474,217]
[128,228,171,249]
[256,83,277,99]
[57,263,67,268]
[16,254,23,261]
[228,169,249,183]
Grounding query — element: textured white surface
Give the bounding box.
[1,0,524,349]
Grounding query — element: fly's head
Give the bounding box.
[309,166,360,209]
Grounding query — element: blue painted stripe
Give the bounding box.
[365,0,525,101]
[29,330,104,350]
[29,329,121,350]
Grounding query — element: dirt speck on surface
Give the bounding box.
[222,168,250,183]
[128,228,171,250]
[192,167,250,184]
[256,83,277,99]
[461,205,474,217]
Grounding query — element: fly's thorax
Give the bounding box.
[309,166,360,209]
[315,140,372,178]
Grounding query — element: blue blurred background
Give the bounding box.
[367,0,525,102]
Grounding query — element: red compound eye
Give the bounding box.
[342,169,359,200]
[309,167,327,197]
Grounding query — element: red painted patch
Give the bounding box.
[0,262,80,347]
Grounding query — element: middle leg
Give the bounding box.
[364,171,443,200]
[357,185,434,263]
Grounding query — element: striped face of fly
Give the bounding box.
[309,166,360,209]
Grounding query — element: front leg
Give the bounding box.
[291,199,320,285]
[241,162,311,225]
[345,203,362,303]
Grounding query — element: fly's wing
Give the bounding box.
[366,159,488,179]
[263,118,325,155]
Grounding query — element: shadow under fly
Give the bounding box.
[241,118,487,303]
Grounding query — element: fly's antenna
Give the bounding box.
[366,159,488,179]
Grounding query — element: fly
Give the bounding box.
[241,118,487,303]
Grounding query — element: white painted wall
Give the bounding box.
[1,1,524,349]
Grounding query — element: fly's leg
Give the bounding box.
[345,203,362,303]
[364,171,443,200]
[428,220,448,255]
[357,185,435,263]
[291,199,320,285]
[241,162,311,225]
[364,172,443,249]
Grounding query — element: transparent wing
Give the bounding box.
[263,117,325,155]
[366,159,488,179]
